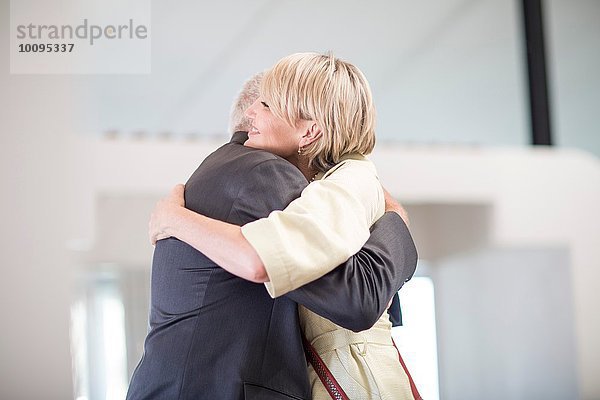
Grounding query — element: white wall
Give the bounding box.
[0,19,77,400]
[433,247,577,399]
[547,0,600,156]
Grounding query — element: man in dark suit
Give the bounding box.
[126,76,417,400]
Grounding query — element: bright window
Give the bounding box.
[392,276,440,400]
[70,270,128,400]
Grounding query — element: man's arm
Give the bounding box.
[285,211,418,332]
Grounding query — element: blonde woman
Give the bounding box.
[150,53,421,399]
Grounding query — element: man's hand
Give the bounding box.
[149,184,186,245]
[383,187,409,227]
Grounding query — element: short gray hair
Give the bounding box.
[229,72,264,134]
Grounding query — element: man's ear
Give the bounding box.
[299,122,323,147]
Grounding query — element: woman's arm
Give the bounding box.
[241,157,384,297]
[149,184,268,283]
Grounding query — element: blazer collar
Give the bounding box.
[230,131,248,145]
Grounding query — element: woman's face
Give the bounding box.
[244,98,304,161]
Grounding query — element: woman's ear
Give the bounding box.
[299,122,323,147]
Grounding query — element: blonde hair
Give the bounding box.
[261,52,376,172]
[229,72,264,134]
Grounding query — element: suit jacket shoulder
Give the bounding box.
[185,141,307,225]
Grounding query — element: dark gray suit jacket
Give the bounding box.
[126,132,417,400]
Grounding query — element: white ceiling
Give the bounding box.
[63,0,599,155]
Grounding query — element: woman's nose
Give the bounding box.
[245,99,259,119]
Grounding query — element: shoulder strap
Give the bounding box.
[302,333,350,400]
[391,338,423,400]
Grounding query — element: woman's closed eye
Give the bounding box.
[260,101,270,108]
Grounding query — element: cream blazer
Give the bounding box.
[242,154,416,399]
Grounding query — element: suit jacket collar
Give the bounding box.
[230,131,248,145]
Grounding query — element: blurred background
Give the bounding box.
[1,0,599,399]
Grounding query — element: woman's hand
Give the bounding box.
[149,184,186,245]
[146,184,267,282]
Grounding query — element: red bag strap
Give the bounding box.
[391,338,423,400]
[302,333,350,400]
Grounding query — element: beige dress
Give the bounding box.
[242,154,414,400]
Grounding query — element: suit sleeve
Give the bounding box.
[285,212,418,332]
